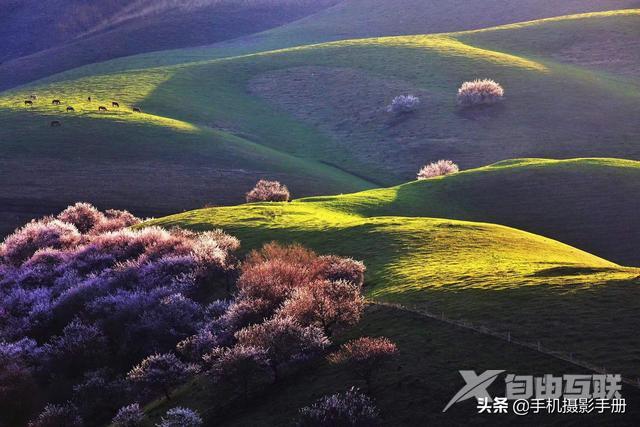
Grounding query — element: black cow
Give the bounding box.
[132,107,142,113]
[66,106,75,112]
[112,102,120,108]
[52,100,61,105]
[98,106,108,112]
[24,100,33,106]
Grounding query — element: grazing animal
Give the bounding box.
[24,100,33,106]
[88,96,92,102]
[50,121,62,127]
[30,94,38,100]
[132,107,141,113]
[98,106,108,112]
[112,102,120,108]
[66,106,75,112]
[52,100,61,105]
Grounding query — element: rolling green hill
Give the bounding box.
[1,11,639,239]
[294,158,640,266]
[147,158,640,377]
[0,0,340,91]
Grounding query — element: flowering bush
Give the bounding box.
[28,402,83,427]
[205,345,270,400]
[327,337,398,389]
[386,95,420,114]
[316,255,366,287]
[277,279,364,337]
[416,160,459,180]
[0,203,239,423]
[158,407,203,427]
[1,208,368,423]
[246,180,291,203]
[127,353,196,400]
[112,403,144,427]
[1,218,81,266]
[297,387,381,427]
[235,316,329,381]
[457,79,504,107]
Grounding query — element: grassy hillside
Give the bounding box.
[294,158,640,266]
[146,160,640,377]
[0,0,339,91]
[41,0,640,80]
[2,11,640,238]
[223,0,640,55]
[142,305,640,426]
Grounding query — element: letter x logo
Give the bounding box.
[443,370,505,412]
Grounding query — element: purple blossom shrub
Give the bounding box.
[28,402,83,427]
[0,339,41,426]
[126,353,197,400]
[297,387,381,427]
[1,208,368,424]
[0,203,239,423]
[158,407,203,427]
[386,95,420,114]
[111,403,144,427]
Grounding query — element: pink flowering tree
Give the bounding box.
[416,160,459,180]
[457,79,504,107]
[277,279,364,337]
[327,337,398,390]
[235,317,329,382]
[246,180,291,203]
[204,345,270,402]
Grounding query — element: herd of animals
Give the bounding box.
[22,94,142,127]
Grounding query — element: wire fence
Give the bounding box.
[375,301,640,390]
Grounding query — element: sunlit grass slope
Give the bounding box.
[143,305,640,426]
[147,159,640,376]
[10,10,639,185]
[298,158,640,266]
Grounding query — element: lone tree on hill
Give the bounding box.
[246,180,291,203]
[417,160,459,180]
[457,79,504,107]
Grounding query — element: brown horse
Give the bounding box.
[98,106,108,112]
[24,100,33,106]
[132,107,142,113]
[66,106,75,112]
[112,102,120,108]
[52,100,61,105]
[50,121,62,127]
